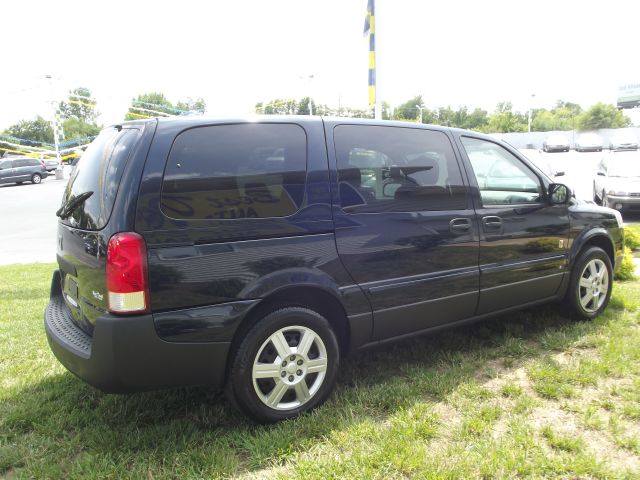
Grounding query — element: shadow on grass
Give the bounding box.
[1,298,624,477]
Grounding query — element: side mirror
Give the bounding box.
[549,183,570,205]
[597,171,605,176]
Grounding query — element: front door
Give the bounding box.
[457,136,570,314]
[327,123,480,340]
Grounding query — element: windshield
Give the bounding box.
[60,127,140,230]
[608,154,640,177]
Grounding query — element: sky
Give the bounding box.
[1,0,639,130]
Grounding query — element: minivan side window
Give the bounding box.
[460,137,543,206]
[334,125,467,213]
[162,124,307,220]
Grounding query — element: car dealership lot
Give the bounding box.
[0,171,68,265]
[0,151,633,265]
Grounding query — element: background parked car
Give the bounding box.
[43,157,60,172]
[609,131,638,151]
[575,133,603,152]
[542,134,570,152]
[0,157,48,185]
[593,150,640,212]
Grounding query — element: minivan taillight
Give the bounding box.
[106,232,150,314]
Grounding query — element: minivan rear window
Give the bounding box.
[60,127,140,230]
[161,123,307,220]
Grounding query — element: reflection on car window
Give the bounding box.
[161,124,307,220]
[461,137,542,206]
[334,125,467,213]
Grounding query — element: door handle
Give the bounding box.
[449,218,471,233]
[482,216,503,229]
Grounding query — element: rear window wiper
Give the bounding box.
[56,191,94,219]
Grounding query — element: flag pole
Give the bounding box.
[364,0,380,119]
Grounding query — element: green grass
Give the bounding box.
[1,263,640,478]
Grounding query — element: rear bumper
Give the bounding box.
[44,286,230,393]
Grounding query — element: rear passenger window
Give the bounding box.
[334,125,467,213]
[162,124,307,220]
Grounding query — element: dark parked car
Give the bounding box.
[45,117,624,423]
[0,157,48,185]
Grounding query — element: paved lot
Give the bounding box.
[0,153,636,266]
[0,169,69,265]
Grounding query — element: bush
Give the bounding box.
[624,226,640,251]
[615,246,636,281]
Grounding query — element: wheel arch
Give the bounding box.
[571,229,615,267]
[226,285,351,380]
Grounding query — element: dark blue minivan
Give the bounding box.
[45,116,623,422]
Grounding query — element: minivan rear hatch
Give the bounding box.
[57,126,143,334]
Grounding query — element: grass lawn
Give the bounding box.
[1,263,639,479]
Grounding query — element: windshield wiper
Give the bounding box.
[56,191,94,219]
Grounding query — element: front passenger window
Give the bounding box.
[461,137,543,206]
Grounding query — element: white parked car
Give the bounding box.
[575,133,603,152]
[609,131,638,151]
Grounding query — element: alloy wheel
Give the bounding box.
[578,258,609,313]
[251,325,328,411]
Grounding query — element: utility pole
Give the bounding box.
[299,74,314,115]
[415,104,424,124]
[528,93,536,133]
[45,75,62,165]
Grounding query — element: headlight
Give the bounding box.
[608,190,628,196]
[612,209,624,228]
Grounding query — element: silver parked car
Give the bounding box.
[575,133,603,152]
[609,131,638,151]
[593,151,640,212]
[542,134,570,152]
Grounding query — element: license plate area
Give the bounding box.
[65,277,79,308]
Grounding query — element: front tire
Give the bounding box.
[31,173,42,184]
[565,247,612,320]
[227,307,340,423]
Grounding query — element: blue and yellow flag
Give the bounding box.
[364,0,376,114]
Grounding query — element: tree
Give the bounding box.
[531,101,583,131]
[484,102,527,133]
[59,87,98,123]
[3,117,53,145]
[463,108,489,131]
[62,117,101,140]
[393,95,425,122]
[176,97,206,114]
[125,92,176,120]
[255,98,299,115]
[575,103,630,130]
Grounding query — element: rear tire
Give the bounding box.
[227,307,340,423]
[565,247,612,320]
[31,173,42,184]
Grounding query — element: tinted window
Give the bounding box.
[61,127,140,230]
[0,160,11,170]
[334,125,466,213]
[461,137,543,205]
[161,124,307,220]
[13,159,30,168]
